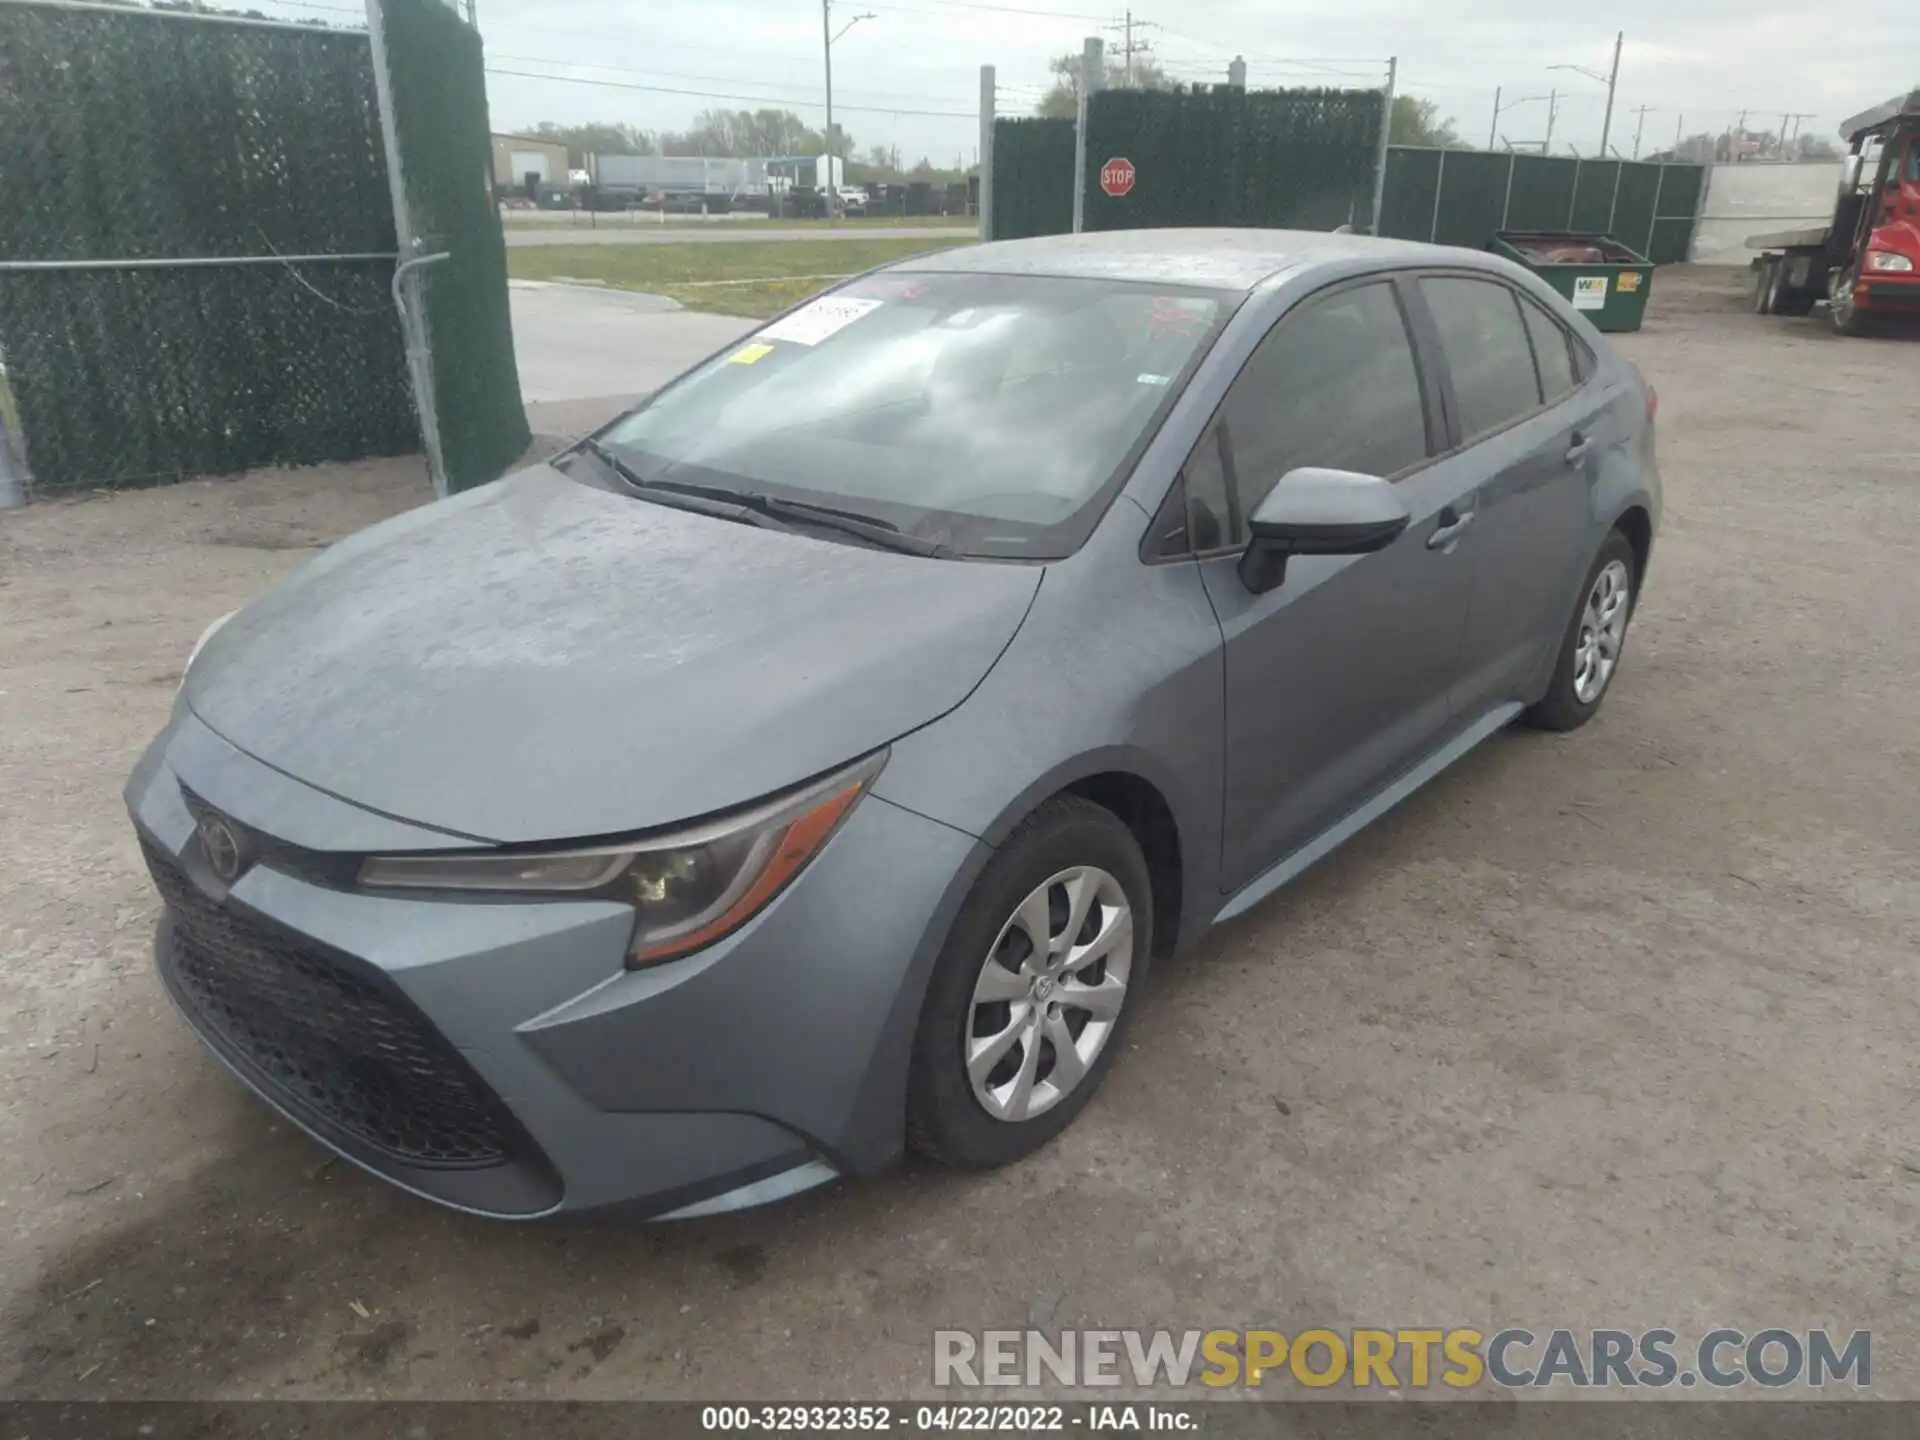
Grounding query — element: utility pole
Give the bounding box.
[1369,56,1396,234]
[1105,9,1155,86]
[820,1,874,219]
[1629,103,1653,159]
[1489,85,1500,150]
[1544,89,1558,154]
[1674,114,1683,154]
[822,0,836,217]
[1598,29,1622,160]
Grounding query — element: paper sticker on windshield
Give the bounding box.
[759,296,883,347]
[727,343,775,365]
[1136,373,1173,386]
[1572,276,1609,310]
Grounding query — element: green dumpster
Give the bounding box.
[1489,231,1655,333]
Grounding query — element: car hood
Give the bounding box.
[186,465,1041,844]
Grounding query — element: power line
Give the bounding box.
[483,66,979,119]
[487,52,974,107]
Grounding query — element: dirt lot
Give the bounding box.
[1,266,1916,1402]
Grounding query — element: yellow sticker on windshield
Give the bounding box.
[728,343,775,365]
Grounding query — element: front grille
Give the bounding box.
[143,838,519,1169]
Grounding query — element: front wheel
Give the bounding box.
[1830,267,1870,336]
[1525,531,1639,732]
[906,797,1152,1169]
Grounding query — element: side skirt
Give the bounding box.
[1212,703,1524,926]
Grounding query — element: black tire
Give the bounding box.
[1752,259,1777,315]
[1525,530,1640,733]
[906,796,1153,1169]
[1770,262,1816,317]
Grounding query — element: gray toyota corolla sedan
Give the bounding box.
[127,229,1659,1220]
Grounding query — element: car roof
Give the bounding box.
[894,227,1465,292]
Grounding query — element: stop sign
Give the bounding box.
[1099,156,1136,198]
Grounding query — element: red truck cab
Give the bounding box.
[1749,90,1920,333]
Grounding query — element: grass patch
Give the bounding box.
[508,237,972,318]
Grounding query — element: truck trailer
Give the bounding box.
[1747,89,1920,334]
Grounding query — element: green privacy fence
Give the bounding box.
[0,1,416,495]
[1377,149,1706,263]
[991,117,1077,242]
[380,0,528,493]
[987,106,1707,267]
[1082,87,1385,234]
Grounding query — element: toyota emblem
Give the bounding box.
[197,815,244,882]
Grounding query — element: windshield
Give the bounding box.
[597,270,1233,558]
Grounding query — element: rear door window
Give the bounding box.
[1420,276,1545,442]
[1518,295,1577,403]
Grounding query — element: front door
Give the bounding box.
[1188,277,1481,895]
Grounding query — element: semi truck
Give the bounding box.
[1747,89,1920,334]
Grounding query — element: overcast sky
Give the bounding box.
[277,0,1915,163]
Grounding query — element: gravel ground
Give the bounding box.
[0,266,1915,1403]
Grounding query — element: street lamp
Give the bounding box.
[821,1,875,218]
[1548,30,1623,158]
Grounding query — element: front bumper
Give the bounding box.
[1858,276,1920,311]
[127,710,985,1219]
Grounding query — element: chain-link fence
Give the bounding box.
[0,0,417,498]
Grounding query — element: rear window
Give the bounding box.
[598,270,1233,559]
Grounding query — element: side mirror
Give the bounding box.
[1238,467,1412,594]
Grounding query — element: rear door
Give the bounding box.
[1410,274,1608,717]
[1186,275,1481,894]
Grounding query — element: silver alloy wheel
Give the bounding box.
[965,865,1133,1123]
[1572,558,1632,705]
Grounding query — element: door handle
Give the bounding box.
[1426,507,1476,550]
[1565,431,1595,466]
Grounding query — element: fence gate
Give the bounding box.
[0,0,416,498]
[367,0,526,495]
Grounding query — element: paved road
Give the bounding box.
[509,281,753,416]
[505,223,977,248]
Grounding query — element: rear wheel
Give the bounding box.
[1525,531,1639,733]
[906,797,1151,1169]
[1770,261,1816,317]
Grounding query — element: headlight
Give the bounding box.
[1867,251,1914,273]
[358,750,886,967]
[182,610,237,686]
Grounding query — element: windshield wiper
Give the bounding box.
[755,495,949,557]
[574,441,793,533]
[641,478,948,558]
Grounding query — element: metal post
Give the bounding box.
[979,65,995,240]
[1544,88,1558,155]
[1645,162,1665,257]
[1429,148,1446,242]
[1071,35,1103,235]
[1607,154,1623,232]
[364,0,448,499]
[1500,151,1516,228]
[1369,56,1396,236]
[0,411,25,510]
[1598,30,1622,160]
[1567,158,1581,228]
[1488,86,1500,150]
